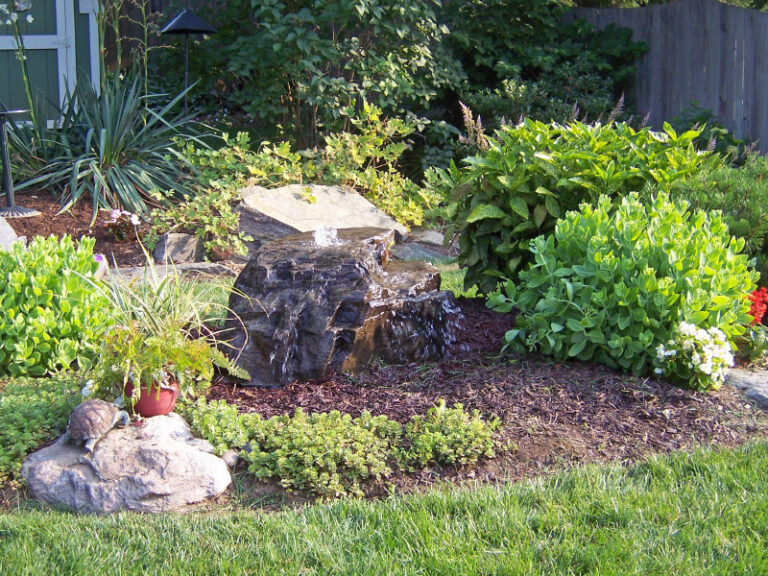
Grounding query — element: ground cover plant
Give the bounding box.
[3,442,768,575]
[441,119,722,293]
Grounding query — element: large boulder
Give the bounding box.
[226,227,458,387]
[22,413,231,514]
[238,184,408,252]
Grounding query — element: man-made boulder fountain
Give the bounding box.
[226,228,458,387]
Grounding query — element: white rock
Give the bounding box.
[726,367,768,390]
[238,184,408,251]
[0,217,19,251]
[22,413,231,514]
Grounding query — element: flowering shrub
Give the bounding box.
[749,287,768,325]
[655,322,734,391]
[105,209,141,242]
[0,3,34,27]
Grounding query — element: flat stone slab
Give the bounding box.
[116,262,237,282]
[0,216,19,250]
[153,232,205,264]
[22,413,231,514]
[238,184,408,252]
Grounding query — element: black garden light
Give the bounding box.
[0,108,40,218]
[160,2,216,113]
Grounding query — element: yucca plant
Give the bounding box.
[18,71,206,222]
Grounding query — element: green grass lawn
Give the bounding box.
[2,441,767,575]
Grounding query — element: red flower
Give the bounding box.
[749,287,768,325]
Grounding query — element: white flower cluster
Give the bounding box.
[0,3,34,26]
[655,321,734,390]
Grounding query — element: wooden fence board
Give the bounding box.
[571,0,768,151]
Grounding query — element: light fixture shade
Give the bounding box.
[160,9,216,35]
[13,0,33,12]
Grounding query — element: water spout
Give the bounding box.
[313,226,341,247]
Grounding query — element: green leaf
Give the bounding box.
[465,204,507,223]
[508,197,529,220]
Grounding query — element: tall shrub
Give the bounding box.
[445,120,724,293]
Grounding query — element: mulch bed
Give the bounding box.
[4,191,768,499]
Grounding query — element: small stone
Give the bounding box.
[726,368,768,390]
[410,229,444,246]
[221,449,240,469]
[391,242,447,262]
[745,384,768,409]
[22,413,231,513]
[153,232,205,264]
[0,217,19,251]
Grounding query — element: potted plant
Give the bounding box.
[95,322,216,416]
[81,250,249,416]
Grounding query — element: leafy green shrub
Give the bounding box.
[17,72,204,221]
[672,155,768,282]
[178,398,261,456]
[0,376,81,484]
[402,401,499,468]
[669,102,749,163]
[488,193,756,378]
[146,183,253,258]
[183,105,443,227]
[445,119,723,293]
[243,408,402,498]
[0,236,111,377]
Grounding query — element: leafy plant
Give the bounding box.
[671,155,768,282]
[401,400,499,468]
[146,183,253,259]
[669,102,750,163]
[178,397,262,456]
[243,408,402,499]
[93,323,216,405]
[0,236,111,377]
[18,72,204,222]
[488,193,756,379]
[0,376,81,485]
[445,119,723,293]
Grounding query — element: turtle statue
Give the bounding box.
[65,399,131,453]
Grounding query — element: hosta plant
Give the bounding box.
[488,193,756,380]
[444,119,723,293]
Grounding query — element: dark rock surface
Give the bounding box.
[153,232,205,264]
[226,227,458,386]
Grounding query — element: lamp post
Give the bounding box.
[0,109,40,218]
[160,2,216,114]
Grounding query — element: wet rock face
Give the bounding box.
[226,228,458,386]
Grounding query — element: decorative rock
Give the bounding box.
[238,184,408,252]
[22,413,231,514]
[117,261,237,283]
[745,384,768,409]
[726,367,768,390]
[226,227,458,386]
[410,229,445,246]
[0,216,19,250]
[153,232,205,264]
[391,242,448,262]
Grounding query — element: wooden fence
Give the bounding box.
[570,0,768,151]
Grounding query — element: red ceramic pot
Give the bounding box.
[125,380,179,417]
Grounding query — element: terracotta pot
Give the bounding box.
[125,380,179,417]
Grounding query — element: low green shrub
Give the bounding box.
[0,236,111,377]
[244,408,402,498]
[488,193,756,384]
[443,119,723,293]
[146,183,253,259]
[181,398,499,498]
[183,105,445,228]
[0,376,81,484]
[672,155,768,282]
[178,398,261,456]
[402,400,499,468]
